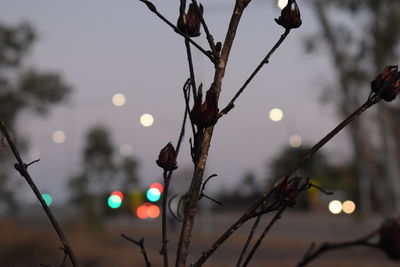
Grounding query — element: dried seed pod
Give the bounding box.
[276,177,302,207]
[275,0,302,30]
[190,83,219,128]
[379,218,400,260]
[177,3,203,37]
[156,143,178,171]
[371,65,400,102]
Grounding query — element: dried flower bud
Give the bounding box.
[276,177,302,207]
[190,84,219,128]
[379,218,400,260]
[371,65,400,102]
[177,3,203,37]
[156,143,177,171]
[275,0,302,30]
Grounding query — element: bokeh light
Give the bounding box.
[140,113,154,127]
[328,200,342,214]
[119,144,133,157]
[342,200,356,214]
[111,191,124,201]
[289,135,302,147]
[269,108,284,122]
[147,205,160,218]
[112,93,126,107]
[108,194,122,209]
[137,204,148,219]
[150,182,163,194]
[277,0,288,9]
[146,188,161,202]
[41,193,52,206]
[52,130,66,143]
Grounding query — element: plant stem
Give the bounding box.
[219,29,291,117]
[161,171,172,267]
[0,121,79,267]
[236,215,262,267]
[121,235,152,267]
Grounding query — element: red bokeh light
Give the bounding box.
[136,205,148,219]
[147,205,160,218]
[111,190,124,201]
[150,182,163,194]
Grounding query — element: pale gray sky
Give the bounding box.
[1,0,352,203]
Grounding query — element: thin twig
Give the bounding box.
[296,228,380,266]
[121,234,152,267]
[199,174,223,206]
[192,94,382,266]
[219,29,291,117]
[242,208,285,266]
[190,0,217,56]
[0,121,79,267]
[139,0,215,63]
[236,215,262,267]
[184,39,198,99]
[168,195,183,221]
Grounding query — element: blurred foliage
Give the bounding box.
[0,21,71,213]
[69,125,139,227]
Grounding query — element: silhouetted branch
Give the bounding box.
[236,215,262,267]
[0,121,79,267]
[242,208,285,266]
[121,234,151,267]
[168,195,183,221]
[139,0,215,63]
[296,229,380,266]
[219,29,291,117]
[199,174,223,206]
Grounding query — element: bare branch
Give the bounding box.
[121,234,152,267]
[0,121,79,267]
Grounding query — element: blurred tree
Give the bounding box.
[0,21,71,213]
[69,125,139,226]
[307,0,400,215]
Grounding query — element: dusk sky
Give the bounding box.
[1,0,353,203]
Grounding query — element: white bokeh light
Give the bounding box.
[140,113,154,127]
[289,135,302,147]
[328,200,342,214]
[269,108,284,122]
[119,144,133,157]
[112,93,126,107]
[277,0,288,10]
[52,130,66,144]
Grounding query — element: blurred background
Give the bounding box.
[0,0,400,266]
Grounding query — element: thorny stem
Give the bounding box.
[219,29,291,117]
[139,0,215,63]
[236,215,262,267]
[175,1,251,266]
[193,94,382,266]
[296,228,380,267]
[242,208,285,266]
[0,121,79,267]
[121,234,152,267]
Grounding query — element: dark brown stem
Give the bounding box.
[161,171,172,267]
[193,94,381,266]
[0,121,79,267]
[175,2,250,266]
[296,229,380,267]
[139,0,215,63]
[236,215,262,267]
[121,235,152,267]
[190,0,217,56]
[242,208,285,266]
[219,29,291,117]
[184,39,198,99]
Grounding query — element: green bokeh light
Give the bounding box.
[108,195,122,208]
[42,193,52,207]
[146,188,161,202]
